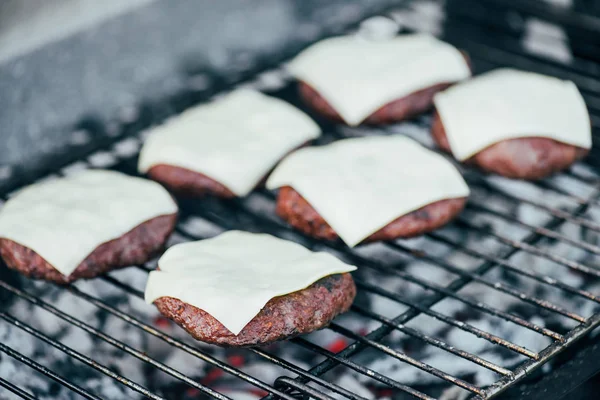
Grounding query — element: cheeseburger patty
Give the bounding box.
[148,165,236,198]
[0,214,177,284]
[298,52,471,125]
[299,81,454,125]
[153,273,356,347]
[146,142,311,198]
[431,111,588,180]
[276,186,466,243]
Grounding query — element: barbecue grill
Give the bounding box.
[1,0,600,399]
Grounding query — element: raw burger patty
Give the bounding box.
[153,273,356,347]
[431,111,588,180]
[0,214,177,284]
[298,53,471,125]
[276,186,466,242]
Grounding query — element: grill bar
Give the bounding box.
[385,241,584,323]
[273,377,336,400]
[0,376,36,400]
[462,174,600,233]
[230,195,564,342]
[176,221,546,356]
[350,304,514,377]
[249,348,370,400]
[329,323,484,395]
[466,202,600,256]
[483,311,600,398]
[454,218,600,277]
[99,266,441,400]
[0,280,231,400]
[427,232,600,303]
[0,313,165,400]
[0,342,104,400]
[290,337,435,400]
[476,0,600,35]
[60,283,305,400]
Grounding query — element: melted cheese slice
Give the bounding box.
[267,136,470,247]
[138,90,321,196]
[287,34,471,126]
[144,231,356,335]
[0,170,178,276]
[433,69,592,161]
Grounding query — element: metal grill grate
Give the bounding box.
[1,0,600,399]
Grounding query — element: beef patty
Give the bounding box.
[299,81,454,125]
[146,141,311,199]
[0,214,177,284]
[276,186,466,243]
[298,52,471,125]
[148,165,236,198]
[431,111,588,180]
[153,273,356,347]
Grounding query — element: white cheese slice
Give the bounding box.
[144,230,356,335]
[433,68,592,161]
[287,34,471,126]
[138,90,321,196]
[266,136,470,247]
[0,170,178,277]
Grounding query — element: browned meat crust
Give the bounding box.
[146,141,311,199]
[431,111,588,180]
[275,186,466,243]
[147,165,236,198]
[299,81,454,125]
[0,214,177,284]
[297,52,471,125]
[153,273,356,347]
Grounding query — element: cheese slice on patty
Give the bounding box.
[266,136,470,247]
[287,34,471,125]
[138,89,321,197]
[0,170,178,276]
[433,68,592,161]
[145,231,356,335]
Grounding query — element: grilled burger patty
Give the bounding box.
[275,186,467,243]
[0,214,177,284]
[298,53,471,125]
[148,165,237,198]
[431,111,589,180]
[299,81,454,125]
[153,273,356,347]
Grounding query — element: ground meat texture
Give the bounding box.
[147,165,236,198]
[153,273,356,347]
[431,111,589,180]
[0,214,177,284]
[276,186,466,243]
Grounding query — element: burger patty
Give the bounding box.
[299,81,454,125]
[276,186,466,243]
[148,165,236,198]
[146,141,311,199]
[153,273,356,347]
[298,52,471,125]
[0,214,177,284]
[431,111,589,180]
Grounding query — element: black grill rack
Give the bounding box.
[1,0,600,399]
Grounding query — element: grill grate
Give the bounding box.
[1,0,600,399]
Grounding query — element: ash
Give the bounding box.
[2,5,600,400]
